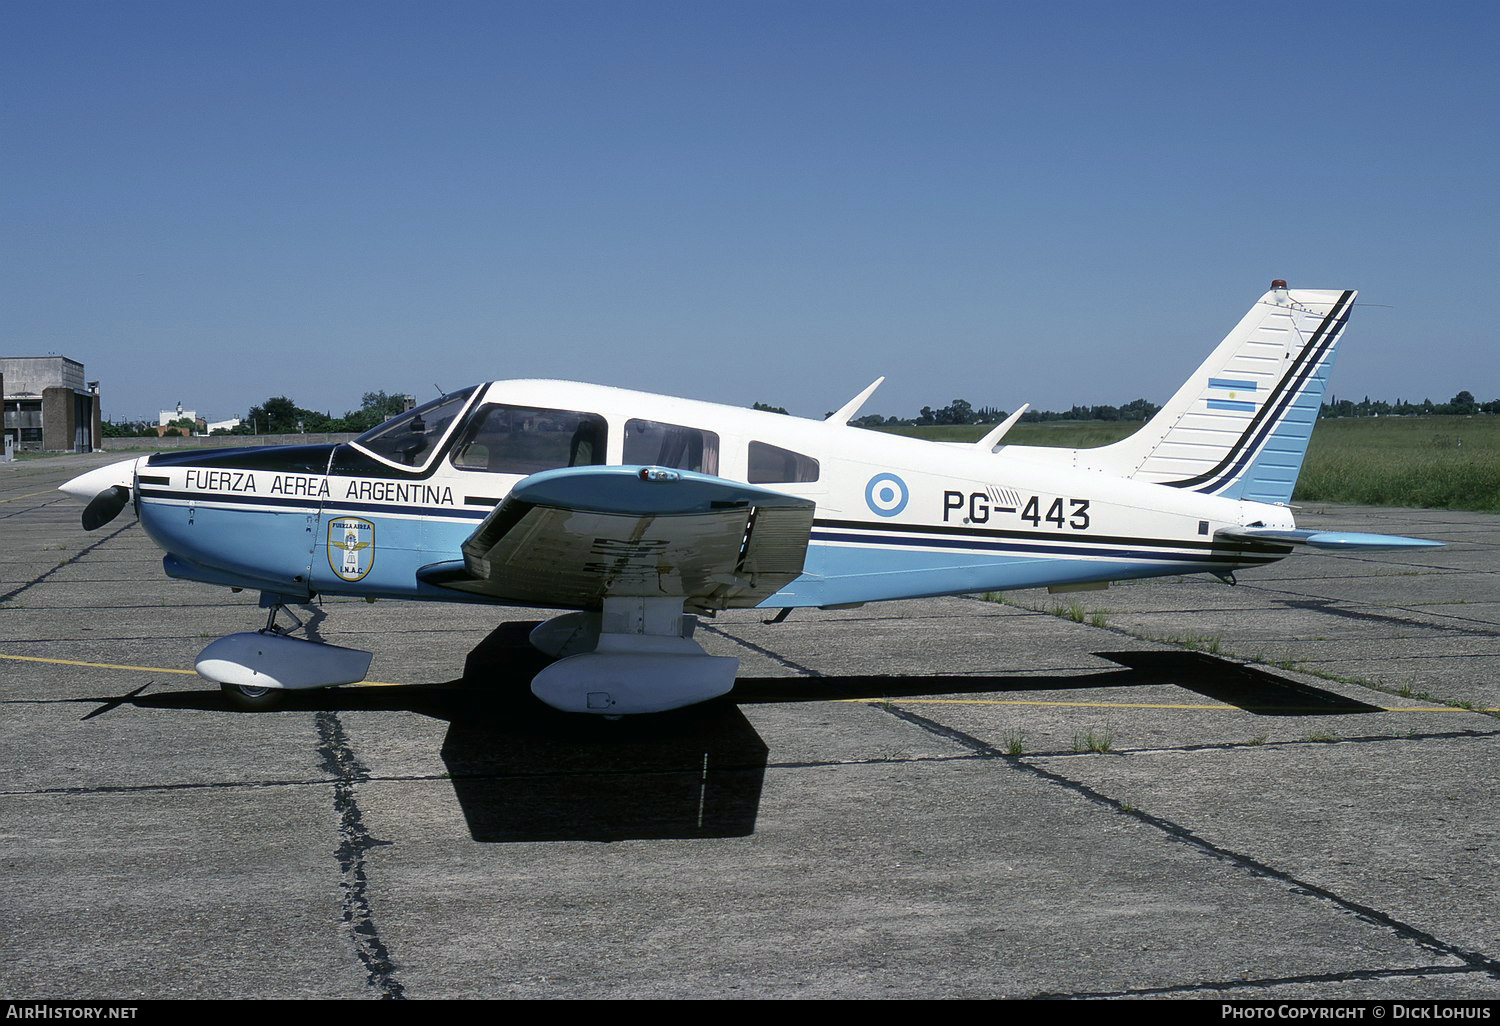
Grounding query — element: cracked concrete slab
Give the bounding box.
[3,453,1496,999]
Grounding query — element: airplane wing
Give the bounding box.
[1215,526,1444,551]
[417,465,815,611]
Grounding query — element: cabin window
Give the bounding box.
[747,441,819,484]
[352,386,478,468]
[451,405,608,474]
[623,419,719,475]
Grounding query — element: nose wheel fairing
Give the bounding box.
[195,630,374,691]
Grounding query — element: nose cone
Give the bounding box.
[59,457,142,503]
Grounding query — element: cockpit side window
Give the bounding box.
[748,441,819,483]
[350,387,477,469]
[623,419,719,475]
[451,405,608,475]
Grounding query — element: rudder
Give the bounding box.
[1079,284,1355,505]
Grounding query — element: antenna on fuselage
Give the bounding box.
[974,403,1030,451]
[826,377,885,425]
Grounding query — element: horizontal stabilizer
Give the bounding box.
[1215,527,1443,551]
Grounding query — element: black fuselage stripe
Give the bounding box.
[1164,290,1353,491]
[814,517,1266,554]
[138,488,488,520]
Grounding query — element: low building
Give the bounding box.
[1,356,101,453]
[155,401,241,436]
[158,402,199,428]
[156,401,203,437]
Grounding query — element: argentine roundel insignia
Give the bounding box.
[865,473,909,517]
[328,517,375,582]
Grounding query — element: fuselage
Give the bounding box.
[123,379,1296,609]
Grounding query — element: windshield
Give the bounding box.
[351,386,479,468]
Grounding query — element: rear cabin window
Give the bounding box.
[451,405,607,474]
[747,441,819,484]
[624,419,719,475]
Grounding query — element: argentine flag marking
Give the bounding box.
[1207,377,1257,413]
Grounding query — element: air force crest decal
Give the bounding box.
[328,517,375,582]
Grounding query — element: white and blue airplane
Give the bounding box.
[62,283,1439,714]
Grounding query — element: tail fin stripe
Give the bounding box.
[1165,289,1353,493]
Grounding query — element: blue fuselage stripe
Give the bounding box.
[809,529,1274,565]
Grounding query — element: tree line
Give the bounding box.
[103,386,1498,439]
[102,391,411,437]
[844,396,1163,428]
[838,390,1497,427]
[1318,391,1497,418]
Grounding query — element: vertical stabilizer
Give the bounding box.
[1067,284,1354,504]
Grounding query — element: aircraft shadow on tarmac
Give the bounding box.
[109,623,1381,844]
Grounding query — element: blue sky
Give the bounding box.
[3,1,1495,423]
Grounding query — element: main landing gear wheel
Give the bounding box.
[220,682,286,712]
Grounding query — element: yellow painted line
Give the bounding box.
[838,697,1500,713]
[0,489,63,504]
[0,652,404,687]
[1,652,198,675]
[1381,706,1500,713]
[838,698,1231,709]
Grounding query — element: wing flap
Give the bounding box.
[421,466,815,610]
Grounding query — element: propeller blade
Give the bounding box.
[82,485,130,531]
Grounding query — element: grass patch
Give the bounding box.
[1175,633,1224,656]
[872,421,1141,448]
[1294,415,1500,511]
[1072,723,1115,754]
[1051,600,1088,624]
[1002,729,1025,756]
